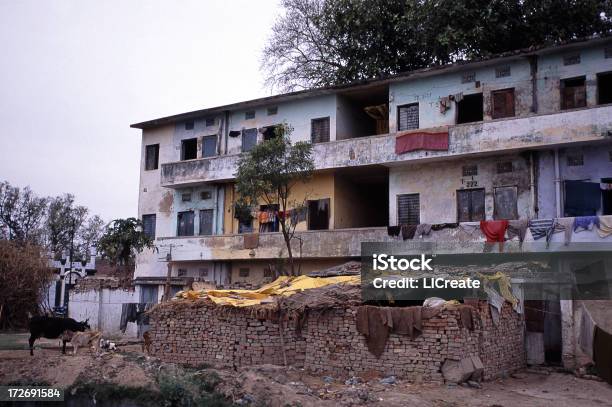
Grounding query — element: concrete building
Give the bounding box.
[131,37,612,364]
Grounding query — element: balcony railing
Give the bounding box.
[160,105,612,187]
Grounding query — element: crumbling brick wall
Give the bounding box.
[148,301,524,381]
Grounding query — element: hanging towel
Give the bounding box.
[564,180,602,216]
[387,226,400,237]
[415,223,432,238]
[597,215,612,238]
[529,219,554,241]
[480,221,508,248]
[574,216,600,232]
[555,218,574,245]
[507,219,529,243]
[390,307,422,339]
[395,131,449,154]
[355,305,392,358]
[401,224,417,240]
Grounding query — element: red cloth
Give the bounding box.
[479,220,508,242]
[395,131,449,154]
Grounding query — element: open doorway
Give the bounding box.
[457,93,483,124]
[334,166,389,228]
[336,84,389,140]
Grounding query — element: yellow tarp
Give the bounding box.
[174,275,360,307]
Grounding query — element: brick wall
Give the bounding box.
[148,301,524,381]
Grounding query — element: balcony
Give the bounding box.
[160,105,612,187]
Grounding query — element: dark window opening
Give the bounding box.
[564,180,602,217]
[142,214,156,239]
[497,161,513,174]
[261,125,281,141]
[242,128,257,152]
[397,194,420,225]
[561,77,586,110]
[311,117,330,143]
[181,193,191,202]
[259,204,279,233]
[495,66,511,78]
[239,268,250,278]
[199,268,209,278]
[563,54,580,66]
[397,103,419,131]
[177,211,195,236]
[462,72,476,83]
[606,47,612,59]
[202,135,217,158]
[567,154,584,166]
[457,188,485,222]
[205,118,215,127]
[145,144,159,171]
[181,138,197,160]
[245,110,255,120]
[462,164,478,177]
[494,186,518,220]
[238,218,253,234]
[492,88,515,119]
[140,285,158,304]
[185,121,194,130]
[200,191,211,200]
[199,209,214,236]
[307,198,330,230]
[177,269,187,277]
[597,72,612,105]
[457,93,483,124]
[267,107,278,115]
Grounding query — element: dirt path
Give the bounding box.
[0,333,611,406]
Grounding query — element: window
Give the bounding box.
[261,125,281,141]
[267,106,278,115]
[242,128,257,152]
[495,66,511,78]
[202,135,217,158]
[491,88,515,119]
[561,77,586,110]
[239,268,250,278]
[494,186,518,220]
[199,209,214,236]
[177,211,194,236]
[311,117,330,143]
[181,138,198,160]
[140,285,158,304]
[238,218,253,234]
[567,154,584,166]
[142,214,156,239]
[597,72,612,105]
[307,198,330,230]
[205,117,215,127]
[497,161,513,174]
[606,47,612,59]
[185,121,194,130]
[181,192,192,202]
[199,268,209,278]
[200,191,211,200]
[462,165,478,177]
[563,54,581,66]
[397,194,420,225]
[145,144,159,171]
[259,204,279,233]
[462,72,476,83]
[397,103,419,131]
[245,110,255,120]
[457,189,485,222]
[177,269,187,277]
[264,267,273,278]
[457,93,483,124]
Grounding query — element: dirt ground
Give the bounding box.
[0,333,611,406]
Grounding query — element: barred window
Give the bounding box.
[142,214,156,239]
[397,103,419,131]
[311,117,330,143]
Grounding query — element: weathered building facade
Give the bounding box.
[132,38,612,365]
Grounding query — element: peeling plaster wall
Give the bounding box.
[389,59,533,131]
[228,258,349,285]
[69,288,138,337]
[537,45,612,115]
[225,94,338,155]
[389,154,532,225]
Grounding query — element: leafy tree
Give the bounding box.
[97,218,155,275]
[46,194,88,260]
[0,181,48,244]
[262,0,612,91]
[234,125,315,276]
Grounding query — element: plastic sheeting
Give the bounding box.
[174,275,360,307]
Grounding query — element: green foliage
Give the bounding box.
[263,0,612,90]
[234,125,314,275]
[97,217,155,268]
[0,181,48,244]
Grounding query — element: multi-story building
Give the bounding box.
[131,37,612,364]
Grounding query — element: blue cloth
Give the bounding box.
[564,180,601,216]
[573,216,600,232]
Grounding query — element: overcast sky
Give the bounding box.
[0,0,280,221]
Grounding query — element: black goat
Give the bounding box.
[28,316,90,355]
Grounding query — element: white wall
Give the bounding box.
[69,288,138,338]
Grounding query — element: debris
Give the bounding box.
[345,376,361,386]
[467,380,482,389]
[322,376,334,384]
[380,375,396,385]
[442,359,475,384]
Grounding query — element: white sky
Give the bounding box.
[0,0,280,221]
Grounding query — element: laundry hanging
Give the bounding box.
[395,130,449,154]
[574,215,600,232]
[480,220,508,250]
[597,215,612,238]
[564,180,602,216]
